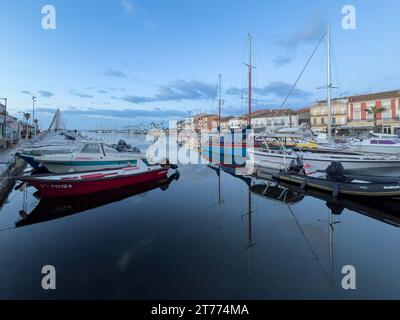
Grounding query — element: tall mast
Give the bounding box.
[218,74,222,132]
[326,25,332,142]
[248,33,252,128]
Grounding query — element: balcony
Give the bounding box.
[381,116,400,122]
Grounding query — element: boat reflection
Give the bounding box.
[16,172,180,228]
[276,181,400,227]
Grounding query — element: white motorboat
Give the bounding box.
[247,134,400,172]
[349,137,400,154]
[34,141,146,173]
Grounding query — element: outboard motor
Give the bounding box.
[326,161,347,182]
[288,156,304,174]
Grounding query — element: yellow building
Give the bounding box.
[310,98,348,131]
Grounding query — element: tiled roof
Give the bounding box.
[348,90,400,103]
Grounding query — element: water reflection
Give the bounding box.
[16,173,180,228]
[204,152,400,291]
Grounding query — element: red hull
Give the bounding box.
[26,168,169,198]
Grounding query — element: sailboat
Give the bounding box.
[247,26,400,173]
[201,34,256,166]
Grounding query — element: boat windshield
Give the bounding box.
[81,143,102,154]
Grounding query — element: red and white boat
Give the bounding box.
[19,160,175,198]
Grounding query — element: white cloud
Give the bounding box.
[121,0,134,15]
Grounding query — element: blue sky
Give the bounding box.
[0,0,399,129]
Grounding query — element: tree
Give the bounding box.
[366,105,386,132]
[24,113,31,123]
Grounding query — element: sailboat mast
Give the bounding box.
[248,33,252,128]
[326,25,332,142]
[218,74,222,131]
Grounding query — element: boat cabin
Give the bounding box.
[78,141,118,156]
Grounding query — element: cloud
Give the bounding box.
[225,81,314,109]
[279,18,326,48]
[121,79,217,104]
[21,90,32,95]
[98,90,108,94]
[38,90,54,98]
[227,81,312,100]
[103,69,128,78]
[121,0,134,15]
[273,55,292,67]
[69,89,93,98]
[256,81,312,99]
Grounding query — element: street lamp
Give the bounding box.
[0,98,7,139]
[32,96,36,139]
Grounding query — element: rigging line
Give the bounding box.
[285,202,332,285]
[254,41,271,84]
[331,37,342,97]
[227,38,248,102]
[271,31,326,123]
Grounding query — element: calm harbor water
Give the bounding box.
[0,134,400,299]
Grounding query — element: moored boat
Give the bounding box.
[19,160,176,198]
[34,141,144,173]
[349,137,400,154]
[248,134,400,172]
[16,172,180,227]
[272,159,400,197]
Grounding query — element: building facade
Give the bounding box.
[251,109,299,129]
[347,90,400,134]
[297,107,311,126]
[310,98,348,131]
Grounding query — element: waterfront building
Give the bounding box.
[297,107,311,126]
[228,117,247,129]
[346,90,400,135]
[310,98,348,132]
[250,109,299,130]
[211,116,234,131]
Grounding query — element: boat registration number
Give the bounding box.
[40,184,73,189]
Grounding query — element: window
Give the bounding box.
[354,104,361,120]
[81,143,101,154]
[382,100,392,119]
[332,117,336,125]
[313,118,317,125]
[321,118,325,125]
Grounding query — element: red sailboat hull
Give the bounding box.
[22,167,169,198]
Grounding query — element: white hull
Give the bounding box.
[349,144,400,154]
[42,161,137,173]
[248,148,400,172]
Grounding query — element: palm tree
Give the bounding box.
[24,113,31,123]
[366,105,386,132]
